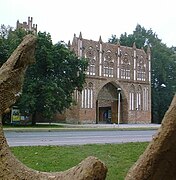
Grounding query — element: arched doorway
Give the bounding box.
[96,82,125,124]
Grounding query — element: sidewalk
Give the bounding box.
[51,123,161,129]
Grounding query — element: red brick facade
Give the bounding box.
[65,33,151,124]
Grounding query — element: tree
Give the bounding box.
[0,25,88,125]
[108,24,176,123]
[0,25,11,66]
[0,25,27,67]
[108,34,119,44]
[17,32,88,124]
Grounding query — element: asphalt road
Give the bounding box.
[4,130,157,147]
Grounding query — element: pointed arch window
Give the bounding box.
[85,47,96,76]
[129,85,135,110]
[103,50,114,77]
[137,55,146,81]
[136,85,142,110]
[143,87,149,111]
[120,52,131,79]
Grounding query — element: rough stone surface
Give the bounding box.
[0,34,107,180]
[125,94,176,180]
[0,34,36,115]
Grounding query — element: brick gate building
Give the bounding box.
[65,33,151,124]
[15,17,151,124]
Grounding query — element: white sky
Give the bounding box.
[0,0,176,47]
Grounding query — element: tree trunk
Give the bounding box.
[32,111,37,126]
[0,34,107,180]
[125,94,176,180]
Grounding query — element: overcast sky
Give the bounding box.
[0,0,176,47]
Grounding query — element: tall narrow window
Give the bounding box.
[143,87,149,111]
[136,85,142,110]
[129,85,135,110]
[88,82,93,108]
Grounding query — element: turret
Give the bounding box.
[99,35,102,44]
[147,46,151,54]
[16,17,37,34]
[133,42,136,49]
[78,32,83,57]
[68,40,71,49]
[79,32,82,40]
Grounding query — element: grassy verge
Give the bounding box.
[11,142,148,180]
[3,123,159,131]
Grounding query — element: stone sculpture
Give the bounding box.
[126,94,176,180]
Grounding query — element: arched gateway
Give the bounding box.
[65,33,151,124]
[96,82,128,124]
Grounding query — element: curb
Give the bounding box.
[3,124,161,132]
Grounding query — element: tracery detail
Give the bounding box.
[103,50,114,77]
[137,55,146,81]
[86,46,96,76]
[121,52,131,79]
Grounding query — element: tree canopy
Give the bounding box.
[0,26,88,124]
[109,24,176,123]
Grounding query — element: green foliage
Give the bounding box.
[108,34,119,44]
[7,28,27,55]
[17,31,88,121]
[0,25,88,123]
[11,142,148,180]
[109,24,176,123]
[0,25,11,66]
[0,25,27,66]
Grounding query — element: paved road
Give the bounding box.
[4,130,157,147]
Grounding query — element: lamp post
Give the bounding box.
[117,88,121,127]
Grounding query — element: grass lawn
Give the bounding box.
[11,142,148,180]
